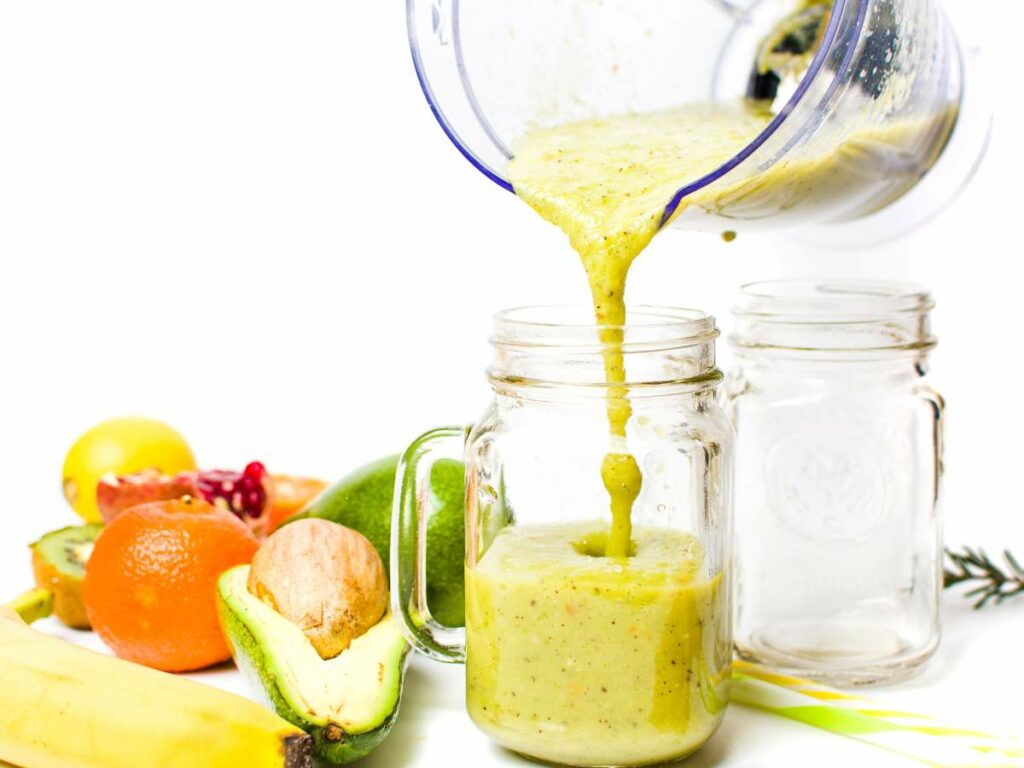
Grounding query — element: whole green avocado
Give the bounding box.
[291,455,465,628]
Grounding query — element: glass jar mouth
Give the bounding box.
[731,279,936,354]
[490,305,721,391]
[735,279,935,321]
[492,305,719,350]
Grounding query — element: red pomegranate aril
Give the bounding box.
[195,462,270,521]
[96,461,273,537]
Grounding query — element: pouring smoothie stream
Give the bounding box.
[507,100,770,556]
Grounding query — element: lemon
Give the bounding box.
[62,417,197,522]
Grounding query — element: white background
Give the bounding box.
[0,1,1022,766]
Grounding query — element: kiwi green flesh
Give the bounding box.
[31,524,103,578]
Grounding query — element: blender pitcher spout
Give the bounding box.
[408,0,984,235]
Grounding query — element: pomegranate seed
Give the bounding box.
[195,462,270,523]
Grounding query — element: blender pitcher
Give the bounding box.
[407,0,987,237]
[391,306,733,767]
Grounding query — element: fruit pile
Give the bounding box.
[1,415,466,768]
[45,417,329,670]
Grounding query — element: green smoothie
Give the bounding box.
[465,522,729,767]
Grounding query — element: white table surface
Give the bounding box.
[20,592,1023,768]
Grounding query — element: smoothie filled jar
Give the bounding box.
[392,306,734,767]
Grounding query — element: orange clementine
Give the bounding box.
[83,496,259,672]
[266,474,328,532]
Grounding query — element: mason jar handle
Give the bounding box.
[390,426,467,663]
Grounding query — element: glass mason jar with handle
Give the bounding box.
[392,305,734,767]
[724,280,944,687]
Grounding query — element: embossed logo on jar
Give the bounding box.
[764,432,887,543]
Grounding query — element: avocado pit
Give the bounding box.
[247,519,388,659]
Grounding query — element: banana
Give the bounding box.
[0,605,313,768]
[7,588,52,625]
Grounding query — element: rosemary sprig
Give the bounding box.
[944,547,1024,608]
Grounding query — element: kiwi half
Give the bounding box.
[31,524,102,629]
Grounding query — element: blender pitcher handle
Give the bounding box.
[391,426,467,663]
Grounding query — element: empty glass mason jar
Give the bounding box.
[392,306,734,767]
[724,280,944,687]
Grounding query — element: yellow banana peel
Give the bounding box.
[0,604,312,768]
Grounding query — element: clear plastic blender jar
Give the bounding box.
[407,0,987,235]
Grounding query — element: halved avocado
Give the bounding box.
[217,565,408,765]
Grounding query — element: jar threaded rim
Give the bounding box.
[490,305,721,390]
[731,279,936,354]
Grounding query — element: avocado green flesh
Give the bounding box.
[292,455,466,628]
[217,566,408,765]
